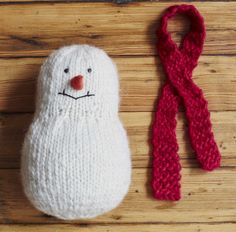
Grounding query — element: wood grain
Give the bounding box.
[0,167,235,223]
[0,223,236,232]
[0,111,235,169]
[0,2,236,57]
[0,55,235,112]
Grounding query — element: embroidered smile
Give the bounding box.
[58,89,95,100]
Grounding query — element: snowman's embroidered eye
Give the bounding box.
[64,68,69,74]
[87,68,92,73]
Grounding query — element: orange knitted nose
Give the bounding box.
[70,75,84,90]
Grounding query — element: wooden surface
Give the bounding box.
[0,1,236,231]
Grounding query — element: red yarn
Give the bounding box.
[70,75,84,90]
[151,5,221,201]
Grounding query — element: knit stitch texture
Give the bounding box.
[21,45,131,219]
[152,5,221,201]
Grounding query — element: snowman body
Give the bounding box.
[21,45,131,219]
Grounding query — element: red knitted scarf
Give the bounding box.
[151,4,221,201]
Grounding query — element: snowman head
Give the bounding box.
[36,45,119,117]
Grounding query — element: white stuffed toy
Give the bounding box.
[21,45,131,220]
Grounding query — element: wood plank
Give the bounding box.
[0,111,235,169]
[0,168,235,223]
[0,2,236,57]
[0,223,236,232]
[0,55,235,112]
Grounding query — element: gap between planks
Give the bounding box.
[1,0,236,4]
[0,222,236,232]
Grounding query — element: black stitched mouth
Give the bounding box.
[58,89,95,100]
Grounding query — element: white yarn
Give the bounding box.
[21,45,131,220]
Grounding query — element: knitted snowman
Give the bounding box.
[21,45,131,220]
